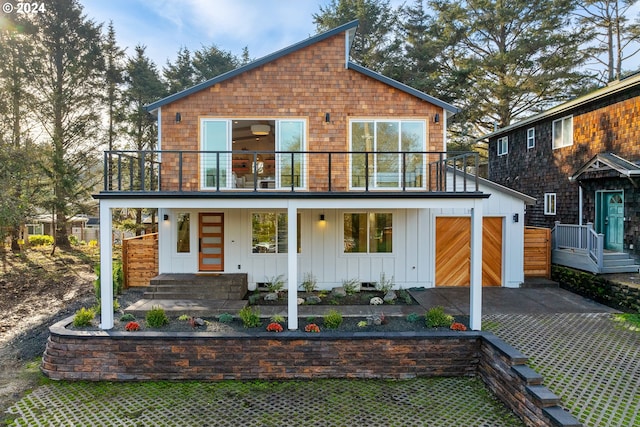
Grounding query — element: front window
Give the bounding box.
[497,136,508,156]
[552,116,573,149]
[350,120,425,189]
[544,193,556,215]
[343,212,392,253]
[252,212,301,253]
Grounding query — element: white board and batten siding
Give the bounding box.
[158,176,530,289]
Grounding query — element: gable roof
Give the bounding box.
[145,20,458,114]
[480,71,640,140]
[569,153,640,185]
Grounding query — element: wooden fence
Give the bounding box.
[122,233,158,288]
[523,226,551,279]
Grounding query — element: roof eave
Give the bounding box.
[347,62,459,114]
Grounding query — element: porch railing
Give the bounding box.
[102,150,480,194]
[552,222,604,267]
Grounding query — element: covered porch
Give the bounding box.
[98,195,488,331]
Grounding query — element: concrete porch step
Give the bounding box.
[144,273,248,300]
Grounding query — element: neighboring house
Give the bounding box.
[484,72,640,273]
[96,21,533,330]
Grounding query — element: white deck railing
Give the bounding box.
[552,222,604,268]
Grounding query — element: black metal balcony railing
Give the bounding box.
[102,150,480,194]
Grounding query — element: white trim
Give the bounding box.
[497,136,508,156]
[527,127,535,149]
[287,204,298,330]
[544,193,557,215]
[552,116,573,149]
[99,203,114,329]
[469,201,483,330]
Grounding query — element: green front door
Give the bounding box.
[604,192,624,252]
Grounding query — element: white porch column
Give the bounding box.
[287,204,298,330]
[469,201,483,331]
[99,202,114,329]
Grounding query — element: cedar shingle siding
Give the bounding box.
[488,80,640,253]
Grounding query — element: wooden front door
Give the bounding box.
[435,216,503,287]
[199,213,224,271]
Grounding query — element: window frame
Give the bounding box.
[527,128,535,149]
[497,136,508,156]
[544,193,556,215]
[343,211,393,254]
[348,119,427,190]
[552,116,573,149]
[251,211,301,254]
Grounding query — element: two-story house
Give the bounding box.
[484,72,640,273]
[96,21,534,331]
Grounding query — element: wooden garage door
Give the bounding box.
[435,217,503,287]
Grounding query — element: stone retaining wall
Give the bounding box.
[552,266,640,312]
[42,317,581,426]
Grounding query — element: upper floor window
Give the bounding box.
[527,128,535,149]
[344,212,393,253]
[552,116,573,149]
[544,193,556,215]
[497,136,508,156]
[350,120,426,189]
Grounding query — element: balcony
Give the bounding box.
[101,150,480,195]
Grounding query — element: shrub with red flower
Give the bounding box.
[125,321,140,331]
[266,322,284,332]
[450,322,467,331]
[305,323,320,333]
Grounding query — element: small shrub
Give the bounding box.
[305,323,320,333]
[270,314,285,324]
[266,322,284,332]
[306,316,316,323]
[406,312,420,323]
[248,292,261,305]
[397,288,413,305]
[178,314,190,321]
[68,235,79,246]
[266,274,285,293]
[73,307,95,327]
[342,279,360,295]
[375,272,394,294]
[145,306,169,328]
[28,234,54,246]
[113,299,120,312]
[357,320,368,328]
[120,313,136,322]
[324,309,343,329]
[88,239,98,247]
[425,306,454,328]
[218,313,234,323]
[124,321,140,331]
[300,272,317,293]
[239,306,261,328]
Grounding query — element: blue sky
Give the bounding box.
[80,0,338,67]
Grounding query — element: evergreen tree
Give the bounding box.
[427,0,592,140]
[575,0,640,82]
[103,21,126,190]
[313,0,400,71]
[124,45,164,235]
[192,44,239,83]
[26,0,104,248]
[163,46,195,93]
[0,23,45,251]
